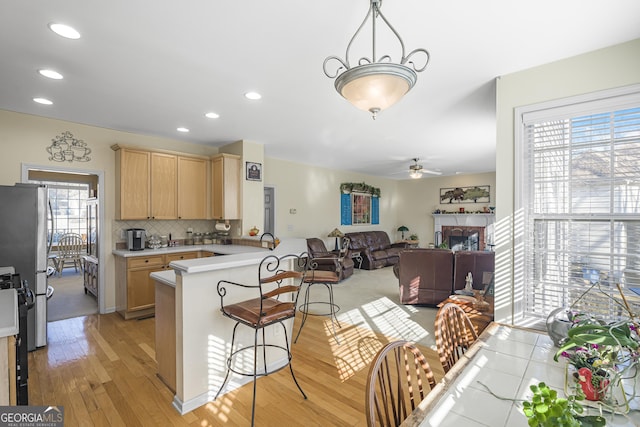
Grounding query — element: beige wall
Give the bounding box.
[396,172,496,246]
[495,38,640,323]
[264,156,405,245]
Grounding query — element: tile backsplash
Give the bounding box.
[113,219,241,246]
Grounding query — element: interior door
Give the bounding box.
[264,186,274,234]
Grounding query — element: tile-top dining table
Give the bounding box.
[402,322,640,427]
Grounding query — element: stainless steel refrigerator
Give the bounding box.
[0,183,49,350]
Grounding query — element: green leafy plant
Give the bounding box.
[522,382,604,427]
[339,182,381,198]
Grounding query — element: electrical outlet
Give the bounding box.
[120,229,126,239]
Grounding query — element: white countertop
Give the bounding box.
[148,238,308,285]
[404,323,640,427]
[112,243,267,258]
[0,289,18,338]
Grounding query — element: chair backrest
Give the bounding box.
[217,253,309,329]
[435,303,479,373]
[58,233,83,258]
[365,341,437,427]
[306,238,330,257]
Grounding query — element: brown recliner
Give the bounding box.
[396,249,455,306]
[306,237,354,281]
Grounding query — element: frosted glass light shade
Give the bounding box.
[335,63,417,115]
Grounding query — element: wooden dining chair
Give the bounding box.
[56,233,84,276]
[365,340,437,427]
[435,302,479,373]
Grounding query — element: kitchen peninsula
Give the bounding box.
[145,238,307,414]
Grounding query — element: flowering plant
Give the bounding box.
[553,310,640,403]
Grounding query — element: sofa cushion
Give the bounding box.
[348,233,368,251]
[385,246,404,258]
[371,249,388,261]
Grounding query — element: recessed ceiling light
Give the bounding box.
[33,98,53,105]
[177,127,189,133]
[48,23,81,39]
[38,69,64,80]
[244,92,262,100]
[205,112,220,119]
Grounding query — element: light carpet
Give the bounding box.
[308,266,439,350]
[47,268,98,322]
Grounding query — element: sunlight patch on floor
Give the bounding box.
[329,296,432,381]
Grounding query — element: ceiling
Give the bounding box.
[2,1,639,179]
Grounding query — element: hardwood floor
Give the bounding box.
[29,312,444,426]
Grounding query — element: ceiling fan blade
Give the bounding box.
[420,169,442,175]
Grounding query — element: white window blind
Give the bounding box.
[519,91,640,325]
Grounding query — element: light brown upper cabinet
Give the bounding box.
[113,145,209,220]
[211,153,241,220]
[151,152,178,219]
[177,156,207,219]
[115,147,151,220]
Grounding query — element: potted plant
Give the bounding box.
[553,311,639,406]
[409,233,418,241]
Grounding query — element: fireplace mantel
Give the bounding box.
[432,213,495,226]
[432,214,495,249]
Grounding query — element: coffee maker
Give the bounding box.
[126,228,146,251]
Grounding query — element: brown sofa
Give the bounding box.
[395,249,495,306]
[306,237,354,281]
[345,231,409,270]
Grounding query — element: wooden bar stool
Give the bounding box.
[213,253,309,427]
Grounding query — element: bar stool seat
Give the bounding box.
[295,268,342,344]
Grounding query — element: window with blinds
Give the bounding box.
[518,90,640,324]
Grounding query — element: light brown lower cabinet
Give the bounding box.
[115,251,210,320]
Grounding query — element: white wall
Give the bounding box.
[495,38,640,323]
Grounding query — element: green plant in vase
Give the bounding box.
[554,314,639,406]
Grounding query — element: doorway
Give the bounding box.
[264,186,275,235]
[22,164,104,321]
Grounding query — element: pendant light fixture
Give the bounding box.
[323,0,430,119]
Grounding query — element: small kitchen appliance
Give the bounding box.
[126,228,146,251]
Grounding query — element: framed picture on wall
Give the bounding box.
[439,185,490,204]
[246,162,262,181]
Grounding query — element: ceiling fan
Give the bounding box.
[408,158,442,178]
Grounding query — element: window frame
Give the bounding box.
[515,84,640,327]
